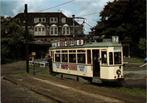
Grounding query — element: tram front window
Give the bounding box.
[114,52,121,64]
[109,52,113,65]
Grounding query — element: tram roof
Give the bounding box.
[50,41,122,49]
[84,41,122,47]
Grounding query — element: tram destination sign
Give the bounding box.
[52,40,84,47]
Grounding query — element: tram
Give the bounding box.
[49,37,124,82]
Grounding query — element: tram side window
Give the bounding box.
[109,52,113,65]
[62,54,68,62]
[114,52,121,64]
[87,50,91,64]
[101,51,107,64]
[55,54,60,62]
[77,54,85,63]
[69,54,76,63]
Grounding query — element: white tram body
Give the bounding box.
[49,39,124,81]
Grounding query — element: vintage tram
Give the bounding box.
[49,37,124,82]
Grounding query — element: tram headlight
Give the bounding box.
[116,70,121,75]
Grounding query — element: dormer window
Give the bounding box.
[39,18,41,22]
[61,17,66,23]
[50,17,58,23]
[34,18,46,23]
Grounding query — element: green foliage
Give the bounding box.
[111,87,146,98]
[1,18,33,63]
[138,38,146,50]
[95,0,146,57]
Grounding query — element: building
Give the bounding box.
[14,12,84,42]
[13,12,85,59]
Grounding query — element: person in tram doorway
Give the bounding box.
[48,55,53,74]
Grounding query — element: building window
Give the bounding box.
[50,24,58,36]
[39,28,41,31]
[34,18,46,23]
[42,27,44,31]
[50,27,54,34]
[63,27,65,34]
[51,18,53,21]
[34,18,39,23]
[55,27,58,34]
[62,24,70,35]
[39,18,41,22]
[61,18,66,23]
[35,27,37,31]
[66,27,70,34]
[50,17,58,23]
[34,23,46,36]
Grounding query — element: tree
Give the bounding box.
[1,18,33,63]
[95,0,146,57]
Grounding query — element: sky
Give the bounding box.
[0,0,114,33]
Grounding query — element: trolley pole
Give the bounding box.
[24,4,29,73]
[72,15,75,38]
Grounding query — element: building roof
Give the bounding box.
[14,12,80,26]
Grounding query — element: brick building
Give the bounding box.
[14,12,84,42]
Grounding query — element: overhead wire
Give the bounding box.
[39,0,75,12]
[36,0,98,32]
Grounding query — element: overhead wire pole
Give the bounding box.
[72,15,75,38]
[72,15,86,38]
[24,4,29,73]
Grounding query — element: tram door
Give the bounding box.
[92,50,100,77]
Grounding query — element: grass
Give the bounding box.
[111,87,146,98]
[29,65,49,76]
[124,57,144,63]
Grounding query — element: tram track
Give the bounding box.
[2,62,146,103]
[2,76,66,103]
[2,73,146,103]
[3,75,125,103]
